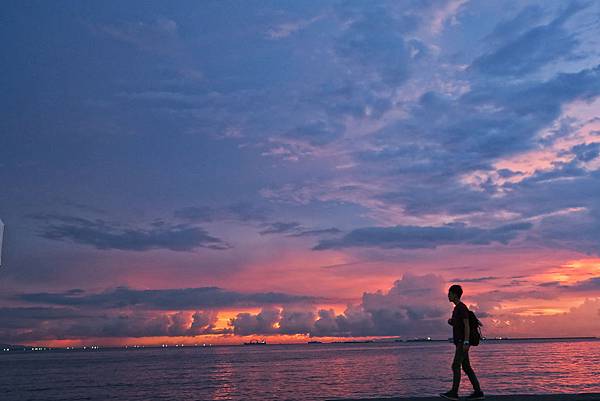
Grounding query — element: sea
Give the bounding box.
[1,339,599,401]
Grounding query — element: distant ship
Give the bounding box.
[406,337,432,342]
[307,341,323,344]
[395,337,444,343]
[243,339,267,345]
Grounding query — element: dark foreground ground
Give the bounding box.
[329,394,600,401]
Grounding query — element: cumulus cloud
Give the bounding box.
[6,274,600,342]
[5,286,322,342]
[278,309,317,335]
[313,222,532,250]
[189,310,220,335]
[486,297,600,337]
[230,307,281,336]
[30,214,230,252]
[229,273,450,337]
[228,275,600,339]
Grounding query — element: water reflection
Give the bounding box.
[1,340,599,401]
[211,359,235,400]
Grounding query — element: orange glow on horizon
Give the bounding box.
[32,334,402,349]
[532,258,600,286]
[16,254,600,347]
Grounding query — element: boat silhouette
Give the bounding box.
[243,339,267,345]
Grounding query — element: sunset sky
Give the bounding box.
[1,0,600,346]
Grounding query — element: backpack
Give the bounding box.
[468,310,483,346]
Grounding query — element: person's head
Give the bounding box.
[448,284,463,303]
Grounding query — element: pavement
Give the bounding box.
[328,394,600,401]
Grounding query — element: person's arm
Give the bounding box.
[463,317,470,351]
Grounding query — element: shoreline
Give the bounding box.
[328,393,600,401]
[2,336,599,353]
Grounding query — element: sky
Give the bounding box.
[1,0,600,346]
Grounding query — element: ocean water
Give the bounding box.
[1,340,599,401]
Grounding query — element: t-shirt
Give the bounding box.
[451,302,469,344]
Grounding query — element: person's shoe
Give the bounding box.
[439,391,459,400]
[466,390,485,400]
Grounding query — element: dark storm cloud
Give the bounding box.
[313,222,532,250]
[472,2,587,76]
[19,286,320,310]
[6,285,324,341]
[0,307,88,330]
[0,310,226,342]
[30,214,230,252]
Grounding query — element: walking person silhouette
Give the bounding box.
[440,284,484,400]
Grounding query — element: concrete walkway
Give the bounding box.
[328,394,600,401]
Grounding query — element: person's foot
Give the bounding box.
[466,390,485,400]
[440,390,459,400]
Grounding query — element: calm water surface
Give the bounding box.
[1,340,599,401]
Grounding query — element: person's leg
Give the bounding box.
[461,350,482,392]
[451,345,463,393]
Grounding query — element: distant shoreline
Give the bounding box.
[1,336,598,353]
[482,336,598,342]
